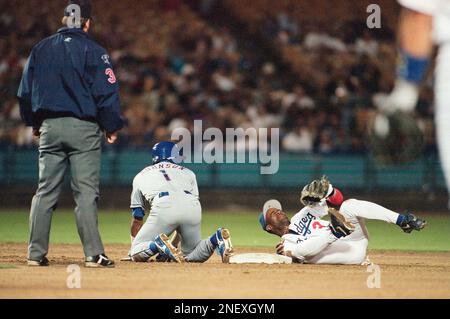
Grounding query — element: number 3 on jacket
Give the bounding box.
[105,68,116,84]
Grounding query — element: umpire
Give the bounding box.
[17,0,124,267]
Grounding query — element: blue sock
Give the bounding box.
[149,242,158,254]
[396,214,406,226]
[209,232,218,247]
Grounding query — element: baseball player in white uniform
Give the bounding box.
[128,141,233,263]
[377,0,450,209]
[259,176,427,264]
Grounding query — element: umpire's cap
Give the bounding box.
[64,0,92,19]
[152,141,183,164]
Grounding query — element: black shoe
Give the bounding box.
[399,213,427,233]
[85,254,115,268]
[27,256,49,266]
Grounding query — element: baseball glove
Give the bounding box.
[328,207,355,238]
[300,175,330,206]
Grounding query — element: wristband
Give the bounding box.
[397,49,430,84]
[132,207,145,220]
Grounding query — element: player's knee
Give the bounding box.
[340,198,360,212]
[338,198,361,222]
[35,184,61,198]
[341,198,359,206]
[73,193,99,209]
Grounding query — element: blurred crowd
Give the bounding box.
[0,0,436,155]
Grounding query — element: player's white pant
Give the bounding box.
[290,199,399,265]
[130,191,203,260]
[435,42,450,204]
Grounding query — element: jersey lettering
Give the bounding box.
[293,212,316,236]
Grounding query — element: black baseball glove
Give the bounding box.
[328,207,355,238]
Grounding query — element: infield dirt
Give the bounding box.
[0,243,448,298]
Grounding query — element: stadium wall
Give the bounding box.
[0,148,446,211]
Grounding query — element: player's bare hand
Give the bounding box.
[276,241,285,255]
[106,132,118,144]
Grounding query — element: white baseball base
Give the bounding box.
[229,253,293,264]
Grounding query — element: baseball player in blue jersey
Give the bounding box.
[128,141,234,263]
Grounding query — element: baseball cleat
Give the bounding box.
[85,254,115,268]
[149,231,182,262]
[399,213,427,233]
[27,256,49,267]
[131,250,153,262]
[169,230,182,249]
[215,228,234,263]
[154,253,171,262]
[154,233,185,263]
[120,256,132,261]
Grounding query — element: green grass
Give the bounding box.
[0,264,17,269]
[0,210,449,251]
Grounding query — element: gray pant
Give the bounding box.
[130,192,215,262]
[28,117,105,260]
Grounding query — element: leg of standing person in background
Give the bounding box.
[28,120,68,264]
[435,43,450,210]
[68,119,106,259]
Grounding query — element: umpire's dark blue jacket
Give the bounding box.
[17,27,124,133]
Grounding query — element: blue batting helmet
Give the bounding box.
[152,141,182,164]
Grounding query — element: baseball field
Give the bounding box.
[0,210,449,298]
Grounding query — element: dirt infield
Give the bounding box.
[0,243,448,298]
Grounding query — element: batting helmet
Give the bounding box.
[152,141,182,164]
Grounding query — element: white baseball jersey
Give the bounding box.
[130,161,199,210]
[398,0,450,44]
[288,202,329,237]
[282,199,400,264]
[282,202,339,263]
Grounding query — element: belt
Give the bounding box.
[37,110,97,124]
[158,191,192,198]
